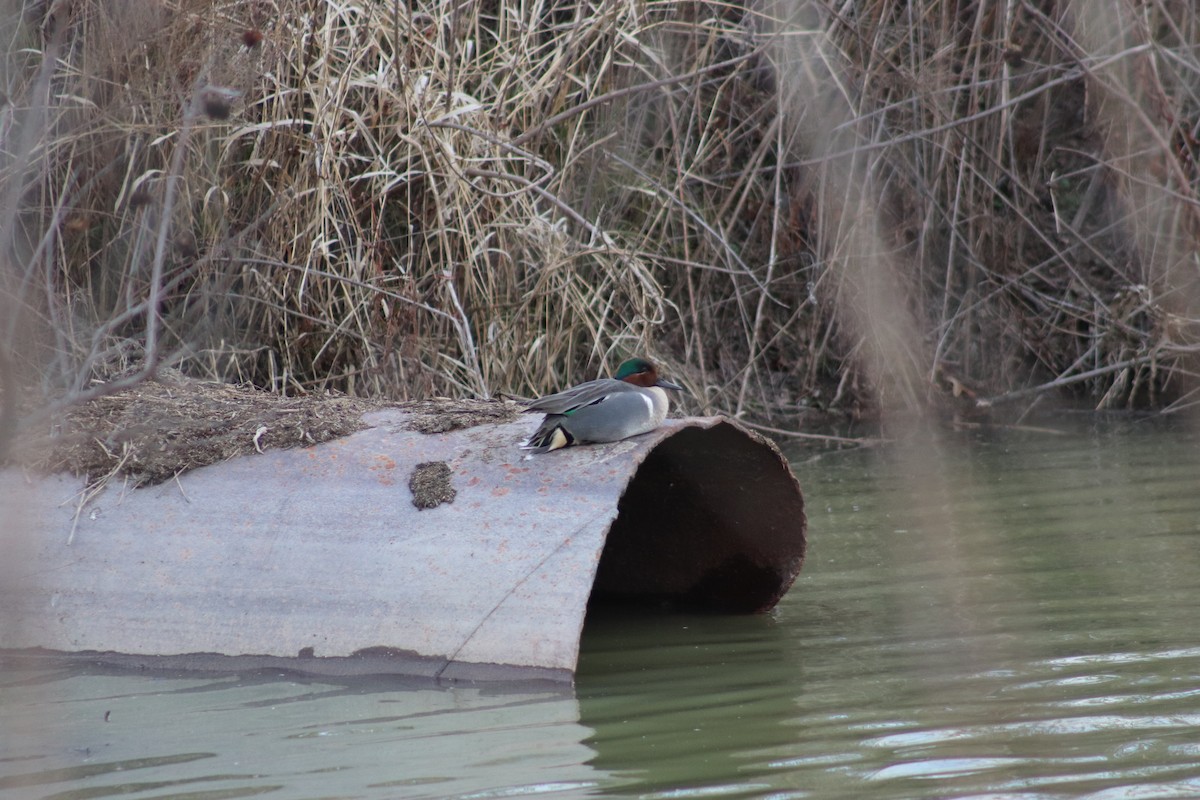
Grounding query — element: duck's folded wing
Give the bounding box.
[522,378,635,415]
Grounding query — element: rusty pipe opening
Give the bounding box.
[590,422,807,614]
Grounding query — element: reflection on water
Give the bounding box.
[0,671,594,799]
[3,417,1200,799]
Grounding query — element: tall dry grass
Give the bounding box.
[4,0,1200,446]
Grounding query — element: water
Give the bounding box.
[4,417,1200,799]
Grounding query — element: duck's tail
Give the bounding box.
[521,420,575,452]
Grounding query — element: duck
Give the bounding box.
[521,358,684,452]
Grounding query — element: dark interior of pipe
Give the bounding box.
[588,422,807,614]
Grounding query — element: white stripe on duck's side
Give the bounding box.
[520,357,683,453]
[637,391,656,416]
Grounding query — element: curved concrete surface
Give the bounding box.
[0,410,806,681]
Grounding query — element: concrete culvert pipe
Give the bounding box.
[1,387,806,683]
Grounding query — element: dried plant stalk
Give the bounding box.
[3,0,1200,442]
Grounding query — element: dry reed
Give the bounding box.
[3,0,1200,450]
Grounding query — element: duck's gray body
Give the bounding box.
[521,359,681,452]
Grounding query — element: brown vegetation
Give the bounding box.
[13,369,519,487]
[3,0,1200,452]
[17,370,384,485]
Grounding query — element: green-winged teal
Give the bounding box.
[522,358,683,452]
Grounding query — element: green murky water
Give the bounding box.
[4,417,1200,799]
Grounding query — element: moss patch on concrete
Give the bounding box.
[402,398,521,434]
[408,461,456,509]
